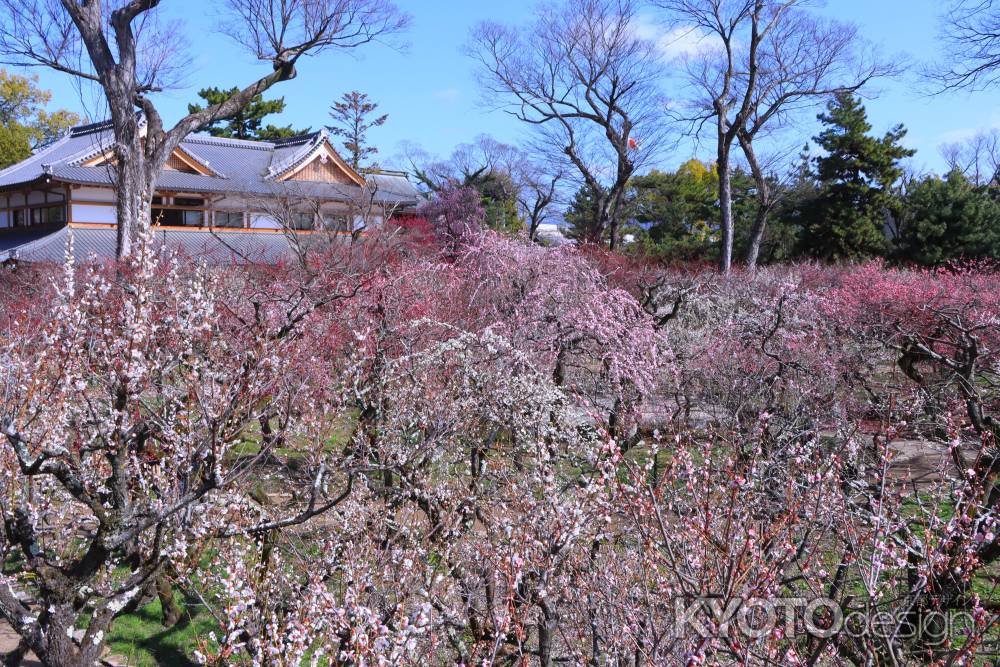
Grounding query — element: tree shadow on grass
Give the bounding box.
[109,597,217,667]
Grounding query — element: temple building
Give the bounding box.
[0,116,421,262]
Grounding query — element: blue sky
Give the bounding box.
[24,0,1000,175]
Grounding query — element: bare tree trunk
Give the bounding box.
[606,179,629,252]
[157,574,183,628]
[114,156,154,259]
[587,193,614,247]
[717,148,734,274]
[538,603,554,667]
[30,604,95,667]
[742,206,768,268]
[105,98,155,259]
[739,134,772,268]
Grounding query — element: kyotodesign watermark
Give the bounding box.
[671,597,982,645]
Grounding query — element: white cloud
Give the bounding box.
[938,114,1000,144]
[432,88,461,104]
[632,15,718,61]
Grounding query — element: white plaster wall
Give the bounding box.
[27,191,46,205]
[250,213,280,229]
[8,193,25,207]
[214,196,248,209]
[75,187,116,203]
[0,211,8,228]
[72,203,115,224]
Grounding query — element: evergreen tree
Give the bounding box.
[895,170,1000,265]
[631,161,719,260]
[326,91,388,170]
[798,93,915,260]
[628,160,766,262]
[187,87,308,140]
[564,183,609,243]
[473,170,522,234]
[759,147,816,264]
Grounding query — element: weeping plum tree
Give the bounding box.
[3,223,1000,664]
[0,0,408,258]
[0,228,400,665]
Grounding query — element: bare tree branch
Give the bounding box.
[470,0,668,250]
[927,0,1000,91]
[654,0,896,269]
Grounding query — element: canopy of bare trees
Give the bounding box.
[931,0,1000,90]
[654,0,893,269]
[470,0,667,250]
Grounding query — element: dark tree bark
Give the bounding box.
[738,132,773,267]
[156,573,183,628]
[716,136,735,273]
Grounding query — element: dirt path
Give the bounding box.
[0,625,41,666]
[0,624,128,666]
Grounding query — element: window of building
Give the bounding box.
[322,214,349,231]
[152,208,203,227]
[12,209,25,227]
[181,210,203,226]
[30,205,66,225]
[214,211,244,228]
[288,212,315,230]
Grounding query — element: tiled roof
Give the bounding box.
[267,131,326,178]
[0,117,421,207]
[1,225,313,264]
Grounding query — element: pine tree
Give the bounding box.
[326,91,388,170]
[895,170,1000,265]
[630,162,718,260]
[187,87,308,141]
[564,183,608,243]
[799,93,915,260]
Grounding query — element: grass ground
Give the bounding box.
[105,597,217,667]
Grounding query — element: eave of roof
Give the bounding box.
[1,224,304,265]
[0,134,73,183]
[0,169,419,206]
[265,130,327,179]
[0,117,420,206]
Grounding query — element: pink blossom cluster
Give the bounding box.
[1,228,999,664]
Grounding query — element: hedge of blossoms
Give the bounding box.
[0,221,999,666]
